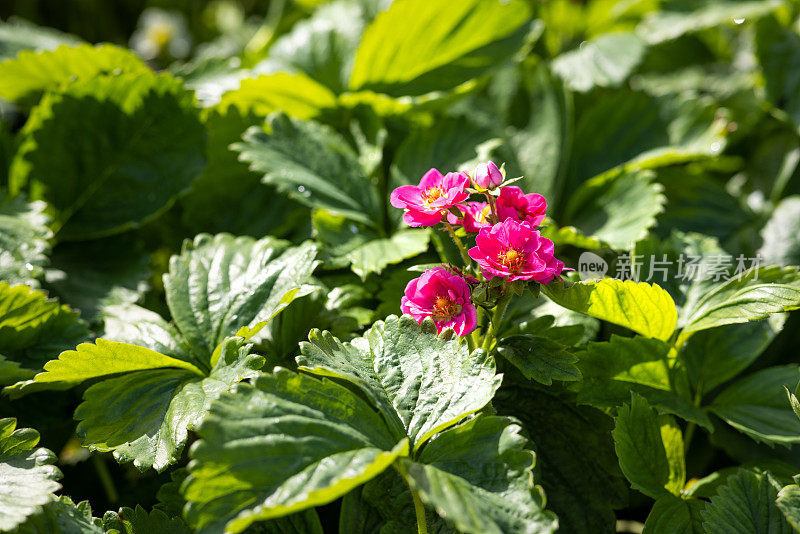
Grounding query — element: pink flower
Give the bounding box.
[447,201,493,233]
[496,186,547,227]
[473,161,503,190]
[400,266,478,336]
[390,169,470,227]
[468,219,564,283]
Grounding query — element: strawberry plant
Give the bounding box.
[2,0,800,532]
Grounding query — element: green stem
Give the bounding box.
[411,487,428,534]
[92,454,118,504]
[481,291,512,353]
[683,383,703,454]
[443,221,472,267]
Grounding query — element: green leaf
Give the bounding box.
[102,506,189,534]
[701,469,792,534]
[44,237,150,323]
[578,335,712,430]
[643,495,704,534]
[235,113,383,228]
[298,315,501,448]
[400,415,558,534]
[682,316,786,395]
[681,266,800,334]
[180,105,307,239]
[494,387,627,534]
[0,282,88,373]
[28,338,203,388]
[564,170,666,250]
[759,197,800,267]
[710,365,800,446]
[568,90,726,188]
[164,234,319,362]
[777,478,800,531]
[17,498,99,533]
[0,19,81,60]
[0,418,61,531]
[183,369,408,533]
[638,0,784,44]
[217,73,337,119]
[0,355,34,386]
[0,44,149,105]
[313,211,430,279]
[544,278,678,341]
[0,193,51,287]
[9,72,206,240]
[552,32,646,92]
[349,0,532,97]
[756,16,800,128]
[497,334,581,386]
[18,496,103,534]
[503,63,572,208]
[257,0,368,93]
[43,337,260,471]
[101,304,193,364]
[612,395,686,499]
[390,115,497,188]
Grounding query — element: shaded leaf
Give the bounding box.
[643,495,704,534]
[710,365,800,446]
[760,197,800,267]
[612,395,685,499]
[9,72,206,240]
[564,170,666,250]
[701,469,791,534]
[401,415,558,534]
[577,335,712,429]
[18,496,102,534]
[682,316,786,395]
[0,282,88,373]
[494,386,627,534]
[497,334,581,386]
[681,266,800,334]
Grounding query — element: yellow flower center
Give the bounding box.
[476,205,491,224]
[498,248,525,272]
[432,296,461,321]
[423,187,443,207]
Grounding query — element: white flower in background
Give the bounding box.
[130,8,192,60]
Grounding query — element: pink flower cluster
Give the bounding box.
[393,162,566,336]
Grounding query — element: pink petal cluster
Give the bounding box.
[390,168,469,227]
[468,219,564,283]
[400,266,478,336]
[496,186,547,228]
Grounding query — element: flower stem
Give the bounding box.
[411,487,428,534]
[443,221,471,267]
[481,290,512,353]
[683,382,704,453]
[92,454,118,504]
[483,192,499,223]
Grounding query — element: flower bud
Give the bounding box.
[473,161,503,190]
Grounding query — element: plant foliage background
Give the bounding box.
[2,0,800,532]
